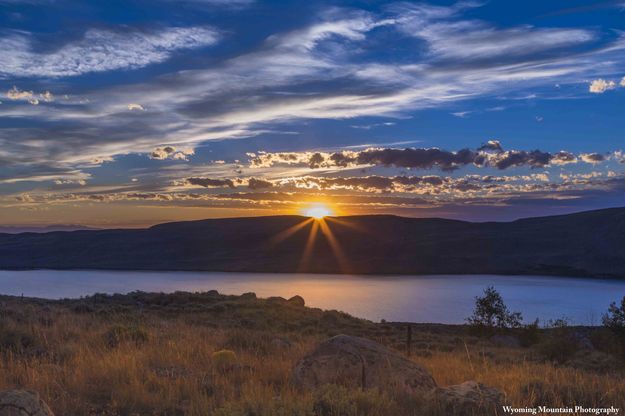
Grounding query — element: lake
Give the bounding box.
[0,270,623,325]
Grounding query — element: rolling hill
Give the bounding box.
[1,207,625,277]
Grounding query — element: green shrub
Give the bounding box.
[589,327,623,356]
[0,327,39,353]
[467,286,523,331]
[518,319,542,347]
[602,296,625,354]
[72,303,94,314]
[536,318,578,364]
[211,349,237,370]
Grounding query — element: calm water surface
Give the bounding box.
[1,270,624,325]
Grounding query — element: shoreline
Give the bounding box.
[0,272,619,326]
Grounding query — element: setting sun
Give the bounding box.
[304,205,333,219]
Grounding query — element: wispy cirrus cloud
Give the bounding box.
[0,26,219,78]
[392,2,596,61]
[158,0,253,7]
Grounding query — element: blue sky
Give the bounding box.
[1,0,625,227]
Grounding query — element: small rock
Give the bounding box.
[429,381,503,416]
[287,295,305,307]
[291,334,436,394]
[239,292,257,301]
[0,390,54,416]
[490,334,521,348]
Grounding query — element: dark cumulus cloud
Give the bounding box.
[305,145,586,171]
[326,148,478,171]
[552,151,577,164]
[248,142,602,172]
[247,178,273,190]
[185,177,235,188]
[581,153,606,163]
[184,176,274,190]
[491,150,553,170]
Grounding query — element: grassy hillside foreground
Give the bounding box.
[0,291,624,415]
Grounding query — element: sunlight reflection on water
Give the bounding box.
[0,270,623,325]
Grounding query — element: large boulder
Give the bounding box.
[291,334,436,394]
[428,381,503,416]
[0,390,54,416]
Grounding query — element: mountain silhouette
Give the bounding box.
[1,208,625,277]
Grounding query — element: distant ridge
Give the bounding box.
[0,224,101,234]
[1,207,625,277]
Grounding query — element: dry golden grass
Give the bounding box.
[0,292,623,415]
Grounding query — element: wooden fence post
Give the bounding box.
[406,325,412,356]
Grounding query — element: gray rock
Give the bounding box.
[291,334,436,394]
[429,381,503,416]
[0,390,54,416]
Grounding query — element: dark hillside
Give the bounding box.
[1,208,625,277]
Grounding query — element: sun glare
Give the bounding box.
[304,205,333,219]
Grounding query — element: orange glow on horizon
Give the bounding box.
[302,203,334,219]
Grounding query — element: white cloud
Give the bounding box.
[7,86,33,100]
[6,86,40,105]
[621,76,625,87]
[127,103,145,111]
[589,78,616,93]
[40,91,53,102]
[451,111,471,118]
[0,26,219,78]
[150,146,194,161]
[54,178,87,186]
